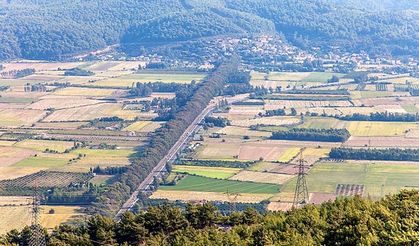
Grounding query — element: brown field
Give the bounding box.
[266,201,293,211]
[0,167,46,181]
[229,170,294,185]
[27,96,102,110]
[150,190,273,203]
[344,136,419,148]
[53,87,121,97]
[352,97,419,107]
[216,126,271,138]
[0,108,46,127]
[33,121,87,130]
[231,116,300,127]
[44,103,140,121]
[196,138,336,161]
[0,147,36,167]
[264,100,352,110]
[1,62,84,72]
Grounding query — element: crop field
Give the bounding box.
[159,175,280,194]
[151,190,273,203]
[13,155,72,169]
[215,126,271,138]
[0,108,45,127]
[0,146,36,167]
[63,149,133,171]
[298,117,346,129]
[346,121,417,137]
[231,116,300,127]
[277,147,301,162]
[172,165,240,179]
[350,91,395,99]
[14,139,75,152]
[344,136,419,148]
[123,121,162,133]
[0,196,85,234]
[229,171,293,185]
[196,140,291,161]
[44,103,141,121]
[54,87,119,97]
[28,97,101,110]
[93,72,206,87]
[281,161,419,198]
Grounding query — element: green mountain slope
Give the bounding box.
[0,0,417,60]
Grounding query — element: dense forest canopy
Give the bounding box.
[0,0,418,60]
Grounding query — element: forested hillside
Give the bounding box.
[1,190,417,245]
[0,0,418,60]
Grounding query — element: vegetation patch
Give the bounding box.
[271,128,350,142]
[172,165,240,179]
[329,147,419,162]
[160,175,280,194]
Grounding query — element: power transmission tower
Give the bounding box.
[293,150,309,208]
[29,184,46,246]
[224,190,241,212]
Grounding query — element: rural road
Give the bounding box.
[115,94,247,219]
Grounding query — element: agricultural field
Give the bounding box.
[172,165,240,179]
[346,121,418,137]
[0,196,85,234]
[159,175,280,194]
[281,161,419,199]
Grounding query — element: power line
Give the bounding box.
[28,183,46,246]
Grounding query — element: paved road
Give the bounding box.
[115,95,246,219]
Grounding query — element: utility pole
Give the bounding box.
[29,184,46,246]
[293,149,309,207]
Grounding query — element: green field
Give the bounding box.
[282,161,419,198]
[172,165,240,179]
[347,121,417,136]
[160,175,280,194]
[14,156,70,168]
[301,72,345,83]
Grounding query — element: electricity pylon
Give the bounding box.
[29,184,46,246]
[293,149,309,207]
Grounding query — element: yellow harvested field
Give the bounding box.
[0,146,36,167]
[0,108,45,127]
[385,76,419,84]
[0,140,17,146]
[229,170,294,185]
[41,205,84,230]
[231,116,300,127]
[0,166,46,180]
[303,148,331,157]
[14,139,74,153]
[54,87,119,97]
[123,121,149,131]
[150,190,273,203]
[0,196,84,234]
[27,97,101,110]
[124,121,162,132]
[277,148,301,163]
[267,202,293,211]
[347,121,418,137]
[264,100,352,110]
[44,103,140,121]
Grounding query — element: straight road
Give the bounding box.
[115,94,247,219]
